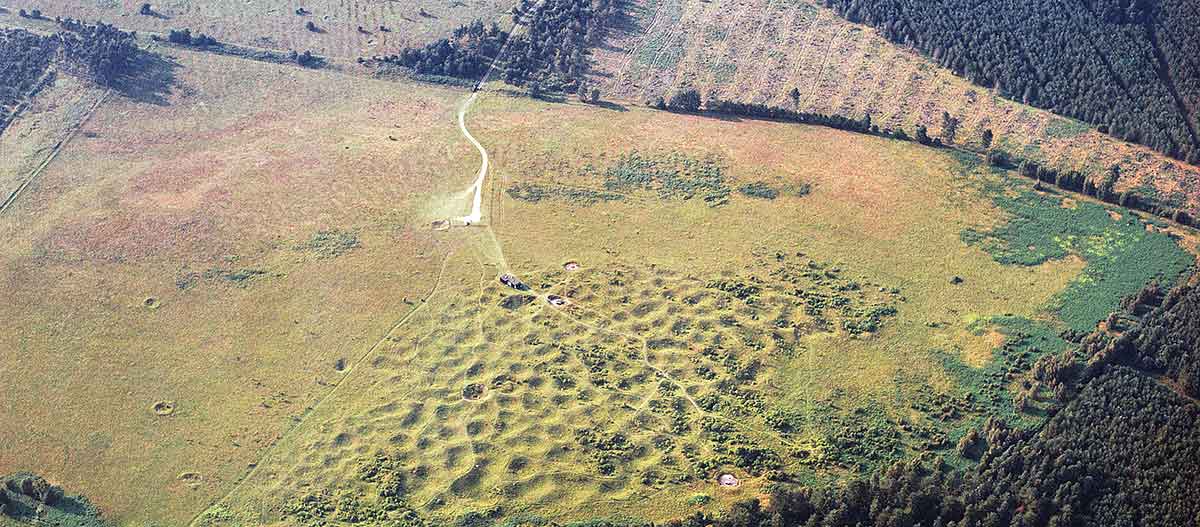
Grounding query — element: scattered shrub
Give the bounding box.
[462,383,484,399]
[290,49,323,68]
[737,182,778,200]
[297,229,359,258]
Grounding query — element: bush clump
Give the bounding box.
[166,28,218,47]
[737,182,778,200]
[506,182,624,205]
[297,229,360,258]
[462,383,484,400]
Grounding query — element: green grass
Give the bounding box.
[518,152,813,207]
[918,155,1194,456]
[296,229,361,258]
[1042,117,1091,140]
[711,62,737,85]
[1130,181,1187,210]
[597,151,729,203]
[510,151,732,206]
[735,181,810,200]
[737,181,779,200]
[197,96,1193,527]
[506,182,625,205]
[962,174,1193,331]
[634,0,686,69]
[936,316,1069,433]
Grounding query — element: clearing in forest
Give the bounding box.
[197,93,1195,524]
[0,11,1194,526]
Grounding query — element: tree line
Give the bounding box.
[818,0,1200,166]
[650,87,999,154]
[1064,276,1200,401]
[165,28,218,47]
[364,0,619,93]
[651,85,1196,227]
[366,20,506,80]
[0,21,139,134]
[655,88,899,139]
[994,151,1194,227]
[155,28,324,69]
[52,18,140,84]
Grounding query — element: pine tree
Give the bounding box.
[915,124,932,145]
[940,111,960,144]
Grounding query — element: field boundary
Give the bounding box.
[0,83,111,216]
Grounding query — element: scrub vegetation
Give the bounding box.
[961,166,1194,331]
[193,94,1194,525]
[2,1,1198,526]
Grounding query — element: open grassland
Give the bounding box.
[0,45,489,525]
[589,0,1200,217]
[0,13,1194,524]
[0,0,509,59]
[201,93,1195,526]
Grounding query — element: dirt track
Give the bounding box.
[457,92,487,225]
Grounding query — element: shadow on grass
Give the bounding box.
[705,111,745,123]
[108,48,180,106]
[142,9,172,20]
[526,94,627,112]
[593,100,628,112]
[592,0,643,55]
[531,93,569,104]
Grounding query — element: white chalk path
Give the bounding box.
[457,91,486,226]
[454,0,550,227]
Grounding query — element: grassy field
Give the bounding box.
[0,0,509,59]
[0,44,484,525]
[196,91,1196,525]
[1,13,1195,525]
[588,0,1200,217]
